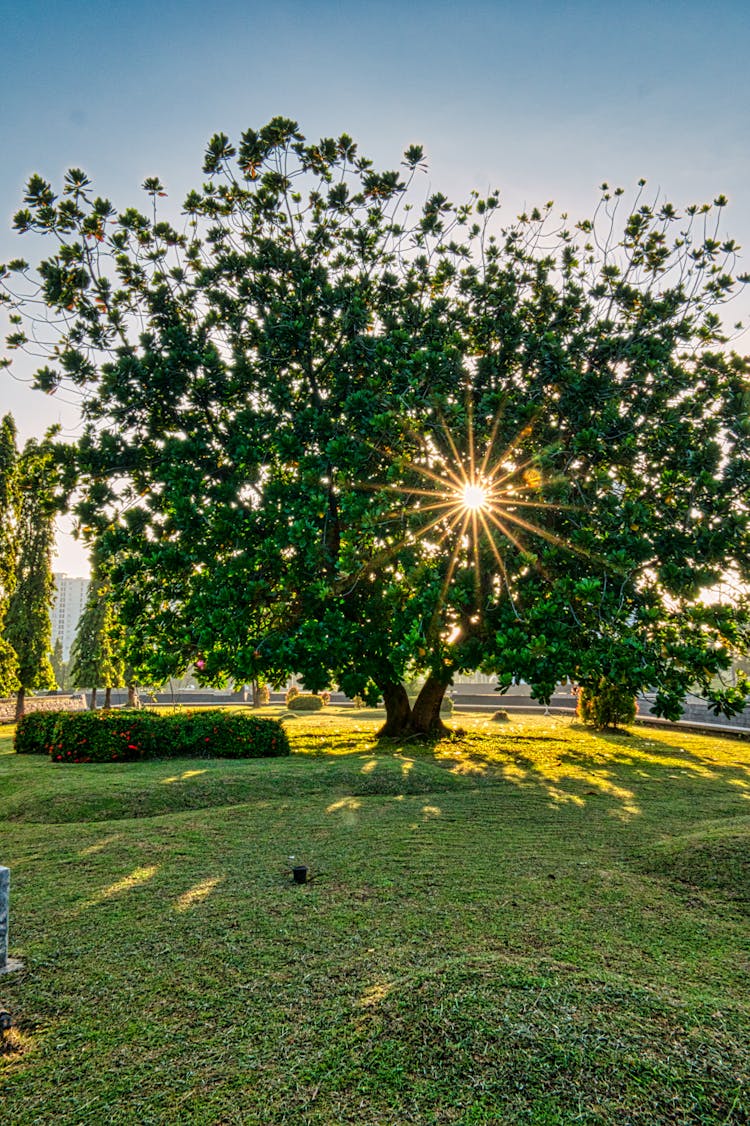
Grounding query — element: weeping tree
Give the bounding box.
[2,121,750,735]
[4,438,57,719]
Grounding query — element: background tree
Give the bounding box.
[69,559,124,709]
[2,122,749,733]
[0,413,20,696]
[4,438,56,719]
[50,636,70,691]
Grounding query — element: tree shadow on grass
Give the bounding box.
[405,720,750,827]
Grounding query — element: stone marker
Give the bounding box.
[0,867,8,970]
[0,866,22,975]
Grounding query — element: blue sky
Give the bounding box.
[2,0,749,571]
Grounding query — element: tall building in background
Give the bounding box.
[51,573,90,661]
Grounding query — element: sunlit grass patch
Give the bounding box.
[1,710,749,1123]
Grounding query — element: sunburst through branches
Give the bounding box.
[356,400,587,635]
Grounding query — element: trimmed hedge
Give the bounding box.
[15,708,290,763]
[14,710,67,755]
[287,694,324,712]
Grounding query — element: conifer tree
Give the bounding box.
[0,414,20,696]
[69,562,124,709]
[4,438,56,719]
[50,636,69,691]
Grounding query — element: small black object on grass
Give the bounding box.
[0,1011,11,1032]
[286,855,311,884]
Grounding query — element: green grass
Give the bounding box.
[1,708,749,1124]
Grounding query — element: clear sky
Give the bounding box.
[2,0,749,573]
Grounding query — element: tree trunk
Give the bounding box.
[252,679,260,709]
[410,673,450,735]
[104,686,112,709]
[377,682,412,737]
[89,687,97,711]
[14,686,25,723]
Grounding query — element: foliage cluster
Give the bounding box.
[287,692,324,711]
[12,709,60,755]
[14,707,290,763]
[577,681,638,730]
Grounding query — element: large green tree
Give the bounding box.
[2,121,749,733]
[4,438,57,719]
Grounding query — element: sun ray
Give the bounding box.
[358,480,460,502]
[467,389,476,485]
[484,509,532,557]
[488,449,549,492]
[483,416,541,484]
[405,459,467,492]
[490,495,580,512]
[436,410,470,488]
[478,401,507,478]
[487,505,569,549]
[477,509,515,597]
[357,501,466,577]
[372,501,457,525]
[471,509,482,609]
[393,417,468,491]
[484,509,554,582]
[428,508,471,636]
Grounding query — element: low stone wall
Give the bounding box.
[0,694,87,724]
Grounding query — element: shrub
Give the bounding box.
[42,710,164,763]
[285,685,300,706]
[14,711,67,755]
[161,710,291,758]
[27,708,290,763]
[287,693,323,712]
[320,690,331,706]
[577,681,637,730]
[491,709,510,722]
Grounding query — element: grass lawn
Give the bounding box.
[1,708,748,1124]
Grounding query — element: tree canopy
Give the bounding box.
[2,118,749,732]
